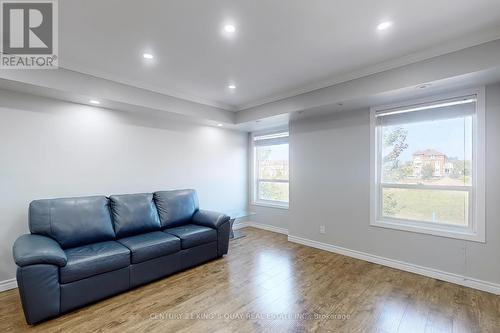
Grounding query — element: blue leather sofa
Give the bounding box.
[12,189,230,324]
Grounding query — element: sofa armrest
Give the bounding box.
[13,234,67,267]
[193,210,231,257]
[192,210,230,229]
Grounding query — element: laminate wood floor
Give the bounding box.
[1,227,499,333]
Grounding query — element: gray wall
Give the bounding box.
[288,83,500,284]
[249,205,290,230]
[0,90,248,283]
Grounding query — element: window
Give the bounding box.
[370,89,485,242]
[252,131,289,208]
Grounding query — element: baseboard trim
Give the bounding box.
[5,227,495,295]
[246,222,289,235]
[233,221,289,235]
[0,278,17,292]
[232,221,250,230]
[288,234,500,295]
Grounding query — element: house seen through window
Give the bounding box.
[371,92,485,241]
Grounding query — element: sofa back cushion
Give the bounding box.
[109,193,161,238]
[29,196,115,249]
[153,189,199,228]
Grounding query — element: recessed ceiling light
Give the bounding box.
[377,21,393,31]
[228,84,236,90]
[217,123,223,127]
[89,99,100,105]
[224,24,236,33]
[143,53,154,60]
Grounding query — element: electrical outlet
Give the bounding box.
[319,225,326,234]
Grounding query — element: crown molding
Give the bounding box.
[55,26,500,114]
[57,65,238,111]
[236,38,500,124]
[1,29,500,129]
[0,68,236,124]
[236,26,500,111]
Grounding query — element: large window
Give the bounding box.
[370,89,485,241]
[252,131,289,207]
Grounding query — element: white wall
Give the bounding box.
[0,90,248,283]
[288,83,500,287]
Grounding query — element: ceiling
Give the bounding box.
[58,0,500,111]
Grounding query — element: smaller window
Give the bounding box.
[252,131,289,208]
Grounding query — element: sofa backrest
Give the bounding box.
[29,196,116,249]
[109,193,161,238]
[153,189,199,228]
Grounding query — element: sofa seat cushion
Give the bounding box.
[163,224,217,249]
[60,241,130,284]
[117,232,181,264]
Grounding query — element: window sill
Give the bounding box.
[371,219,485,243]
[251,201,289,210]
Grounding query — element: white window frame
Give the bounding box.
[370,88,485,242]
[251,129,289,209]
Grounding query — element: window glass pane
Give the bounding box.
[258,181,289,202]
[380,112,473,186]
[382,187,468,227]
[256,144,289,181]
